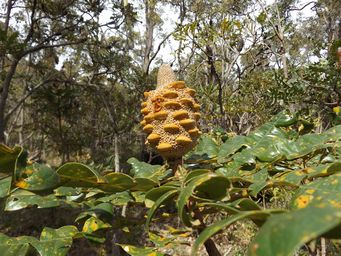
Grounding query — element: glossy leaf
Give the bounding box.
[177,174,217,227]
[0,233,37,256]
[194,175,230,200]
[127,157,163,181]
[217,135,247,163]
[76,202,114,222]
[187,135,219,159]
[5,190,60,211]
[132,177,158,191]
[82,216,111,234]
[0,145,24,174]
[16,163,59,191]
[99,172,135,192]
[273,112,297,127]
[249,205,341,256]
[118,244,164,256]
[146,189,178,231]
[0,176,12,198]
[57,162,103,186]
[291,173,341,210]
[32,226,78,256]
[145,186,179,208]
[191,210,274,256]
[97,191,134,206]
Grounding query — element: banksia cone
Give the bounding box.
[140,64,201,160]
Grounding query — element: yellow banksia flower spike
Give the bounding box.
[140,64,201,160]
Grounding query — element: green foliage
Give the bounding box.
[0,114,340,255]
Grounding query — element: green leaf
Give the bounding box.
[97,191,134,206]
[127,157,163,181]
[0,176,12,198]
[132,177,158,191]
[218,135,247,163]
[184,169,211,183]
[191,210,273,256]
[82,216,111,234]
[16,163,59,191]
[194,175,230,200]
[118,244,164,256]
[99,172,135,192]
[252,138,283,162]
[273,112,297,127]
[256,11,267,24]
[57,162,103,186]
[198,202,240,214]
[145,186,179,208]
[291,173,341,210]
[324,124,341,141]
[76,202,114,222]
[5,190,60,211]
[54,186,82,197]
[148,232,175,247]
[0,233,37,256]
[177,174,217,227]
[0,145,24,174]
[32,226,78,256]
[230,198,262,211]
[146,189,178,231]
[187,135,219,160]
[249,205,341,256]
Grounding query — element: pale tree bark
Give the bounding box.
[142,0,155,74]
[114,133,120,172]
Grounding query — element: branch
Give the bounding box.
[23,0,37,45]
[19,38,87,58]
[145,32,173,74]
[288,1,316,11]
[4,79,50,122]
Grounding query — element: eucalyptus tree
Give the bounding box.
[0,0,129,144]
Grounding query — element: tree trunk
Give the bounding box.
[114,133,120,172]
[0,59,19,143]
[142,0,155,75]
[18,106,24,145]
